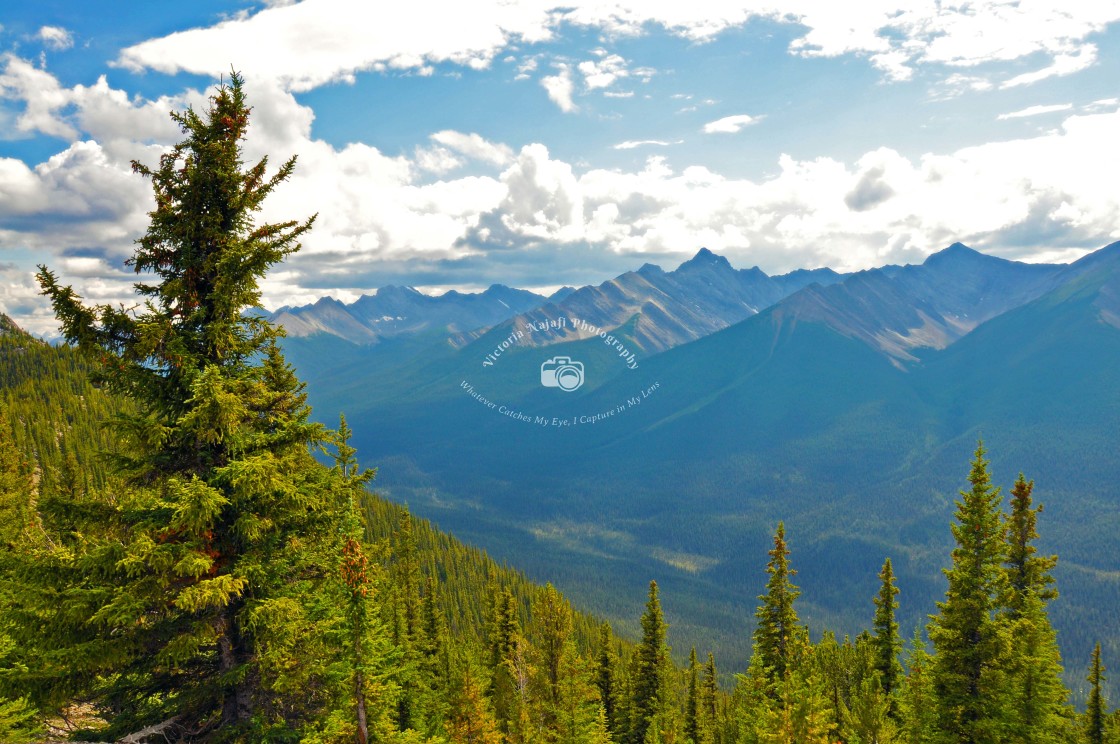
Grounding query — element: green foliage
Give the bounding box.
[1087,644,1107,744]
[1002,473,1071,742]
[752,522,804,688]
[928,442,1013,743]
[631,581,672,744]
[15,73,381,741]
[0,70,1110,743]
[872,557,903,714]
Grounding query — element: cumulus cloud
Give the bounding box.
[998,103,1073,120]
[702,114,759,134]
[541,65,577,112]
[38,26,74,50]
[458,111,1120,277]
[111,0,1120,93]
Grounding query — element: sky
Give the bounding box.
[3,1,1120,334]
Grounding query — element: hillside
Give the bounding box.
[278,241,1120,684]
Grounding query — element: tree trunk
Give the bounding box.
[218,608,252,726]
[355,669,369,744]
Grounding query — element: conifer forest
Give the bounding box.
[1,76,1118,744]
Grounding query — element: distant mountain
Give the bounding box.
[451,248,846,353]
[270,284,549,343]
[770,242,1065,363]
[272,248,845,352]
[276,240,1120,678]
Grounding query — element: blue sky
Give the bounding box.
[3,0,1120,333]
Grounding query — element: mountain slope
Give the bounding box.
[460,248,846,354]
[272,283,550,343]
[285,241,1120,678]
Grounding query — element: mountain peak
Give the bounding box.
[922,242,996,269]
[678,247,733,272]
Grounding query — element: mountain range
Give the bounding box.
[274,241,1120,677]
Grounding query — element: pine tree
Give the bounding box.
[701,652,721,744]
[685,647,702,744]
[1086,643,1107,744]
[631,580,671,744]
[898,631,936,744]
[419,574,451,731]
[844,673,897,744]
[392,506,425,730]
[596,622,623,738]
[536,582,574,729]
[27,73,371,739]
[872,558,903,717]
[753,522,803,687]
[489,588,526,737]
[928,442,1012,744]
[552,638,603,743]
[1002,473,1070,742]
[332,415,380,744]
[448,656,503,744]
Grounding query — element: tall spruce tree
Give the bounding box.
[872,557,903,716]
[1002,473,1070,742]
[595,621,623,738]
[928,442,1011,744]
[701,653,721,744]
[898,630,936,744]
[753,522,803,687]
[1086,644,1107,744]
[631,580,671,744]
[686,647,702,744]
[29,73,370,740]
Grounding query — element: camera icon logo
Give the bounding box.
[540,356,585,392]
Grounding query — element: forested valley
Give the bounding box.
[0,75,1116,743]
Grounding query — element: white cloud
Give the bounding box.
[702,114,759,134]
[998,103,1073,120]
[37,26,74,51]
[111,1,1120,92]
[613,139,679,149]
[541,65,577,112]
[1001,45,1097,88]
[430,130,514,167]
[462,108,1120,275]
[117,0,561,92]
[413,145,464,175]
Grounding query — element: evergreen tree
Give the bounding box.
[332,414,384,744]
[844,673,898,744]
[685,647,702,744]
[1001,473,1070,742]
[1086,643,1107,744]
[596,622,623,738]
[551,638,603,743]
[489,588,527,737]
[392,506,425,730]
[898,631,936,744]
[448,656,502,744]
[419,574,451,732]
[756,668,831,744]
[701,653,721,744]
[536,582,574,729]
[27,73,370,740]
[928,442,1011,743]
[631,580,671,744]
[753,522,803,687]
[873,558,903,717]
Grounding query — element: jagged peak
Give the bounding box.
[677,247,733,272]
